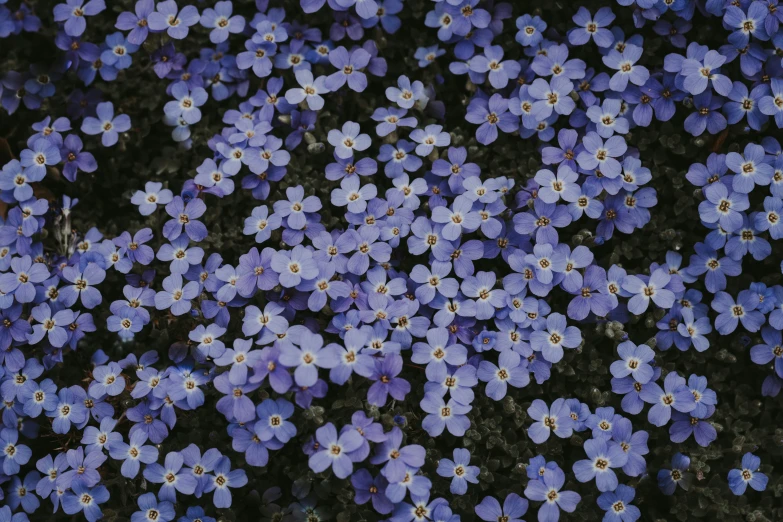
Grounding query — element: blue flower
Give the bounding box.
[597,484,640,522]
[657,453,693,495]
[131,493,175,522]
[81,101,131,147]
[728,453,768,495]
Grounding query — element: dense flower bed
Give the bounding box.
[1,0,782,520]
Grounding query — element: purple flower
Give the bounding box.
[60,134,97,182]
[577,131,626,179]
[371,426,424,483]
[602,44,649,92]
[420,392,471,436]
[0,428,32,475]
[131,182,174,216]
[54,0,105,37]
[684,91,727,136]
[622,269,677,314]
[585,406,623,440]
[410,124,450,156]
[116,0,155,44]
[113,228,155,266]
[414,44,445,67]
[81,101,131,147]
[57,446,106,489]
[0,305,30,365]
[657,453,693,495]
[108,431,159,479]
[328,121,371,159]
[326,46,371,92]
[568,7,615,47]
[468,45,520,89]
[199,1,243,43]
[19,378,57,418]
[529,76,575,121]
[378,140,422,178]
[436,448,479,495]
[285,69,328,110]
[597,485,640,522]
[154,274,199,316]
[163,196,207,241]
[157,236,204,275]
[527,398,574,443]
[59,262,105,308]
[431,146,481,193]
[101,32,138,71]
[680,49,732,96]
[759,78,783,127]
[514,199,572,245]
[686,242,741,293]
[515,14,546,46]
[723,3,769,46]
[572,438,627,492]
[476,494,529,522]
[352,469,393,514]
[21,138,60,180]
[410,261,458,305]
[331,176,377,212]
[586,98,629,138]
[751,327,783,378]
[567,265,615,320]
[273,186,322,231]
[254,398,296,444]
[698,182,749,233]
[530,312,581,363]
[367,354,410,406]
[755,196,783,239]
[466,94,516,145]
[523,468,580,522]
[432,196,481,240]
[90,362,125,396]
[49,387,88,433]
[203,456,247,508]
[372,107,418,138]
[164,83,207,125]
[1,160,44,201]
[386,75,424,109]
[61,483,109,522]
[711,290,765,334]
[669,410,717,447]
[728,453,768,495]
[278,330,340,387]
[477,349,529,400]
[249,346,292,393]
[640,371,696,426]
[609,341,655,384]
[142,451,197,503]
[271,245,319,287]
[131,493,175,522]
[460,270,507,320]
[726,142,773,194]
[724,82,770,130]
[188,323,226,358]
[534,166,580,204]
[243,206,282,244]
[148,0,199,39]
[410,327,465,379]
[242,302,289,340]
[214,373,259,422]
[27,303,73,348]
[308,423,363,479]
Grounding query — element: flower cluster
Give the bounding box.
[0,0,781,520]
